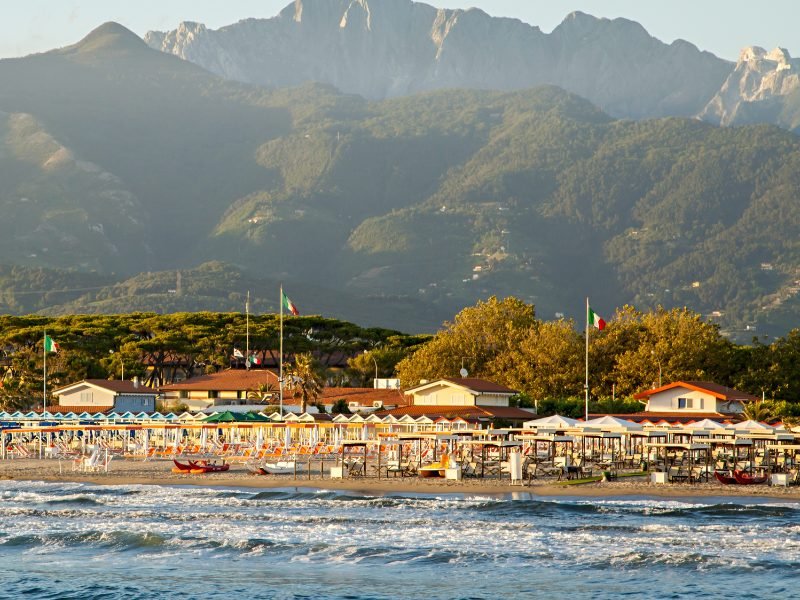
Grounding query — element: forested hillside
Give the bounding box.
[0,24,798,335]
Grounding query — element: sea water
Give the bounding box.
[0,481,797,599]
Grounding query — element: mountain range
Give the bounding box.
[0,4,798,338]
[145,0,800,131]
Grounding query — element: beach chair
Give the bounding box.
[461,461,479,479]
[689,466,709,483]
[668,466,688,483]
[347,459,365,478]
[788,468,800,486]
[86,452,113,473]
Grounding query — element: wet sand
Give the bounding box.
[2,458,800,499]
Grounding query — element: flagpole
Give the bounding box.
[279,284,284,418]
[245,290,250,370]
[585,297,589,422]
[43,330,47,414]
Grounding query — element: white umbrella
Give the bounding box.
[199,427,208,452]
[731,419,774,431]
[255,427,264,452]
[581,415,643,431]
[523,414,579,429]
[683,418,723,430]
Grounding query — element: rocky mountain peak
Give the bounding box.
[700,46,799,127]
[144,0,730,119]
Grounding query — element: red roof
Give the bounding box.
[633,381,759,402]
[161,369,280,392]
[317,387,409,407]
[53,379,158,395]
[48,406,113,414]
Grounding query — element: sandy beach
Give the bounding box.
[2,458,800,499]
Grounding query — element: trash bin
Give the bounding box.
[640,461,649,472]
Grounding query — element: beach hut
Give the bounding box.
[414,415,435,431]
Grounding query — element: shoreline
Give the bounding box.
[3,459,800,500]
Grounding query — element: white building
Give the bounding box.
[633,381,758,415]
[405,378,517,407]
[53,379,157,413]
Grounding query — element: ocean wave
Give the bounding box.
[0,530,169,551]
[44,495,104,507]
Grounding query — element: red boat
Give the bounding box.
[733,469,768,485]
[173,459,198,472]
[714,470,737,485]
[189,460,229,474]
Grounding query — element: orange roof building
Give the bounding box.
[160,369,280,411]
[633,381,758,417]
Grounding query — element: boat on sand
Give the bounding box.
[254,461,303,475]
[172,459,229,474]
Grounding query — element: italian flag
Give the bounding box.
[44,335,59,353]
[588,306,606,331]
[282,291,299,316]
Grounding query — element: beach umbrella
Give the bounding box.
[524,414,580,429]
[683,419,723,430]
[731,419,774,431]
[202,411,237,423]
[581,415,643,431]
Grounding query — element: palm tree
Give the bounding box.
[286,352,324,414]
[741,399,774,422]
[247,382,276,404]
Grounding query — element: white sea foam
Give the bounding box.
[1,481,799,599]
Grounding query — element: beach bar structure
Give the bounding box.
[644,442,711,481]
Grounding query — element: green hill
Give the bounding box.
[0,24,799,336]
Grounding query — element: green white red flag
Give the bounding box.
[44,335,59,353]
[588,306,606,331]
[282,291,299,316]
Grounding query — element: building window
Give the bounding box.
[676,397,696,409]
[208,391,218,399]
[179,390,188,399]
[80,391,94,404]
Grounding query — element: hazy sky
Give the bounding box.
[0,0,796,61]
